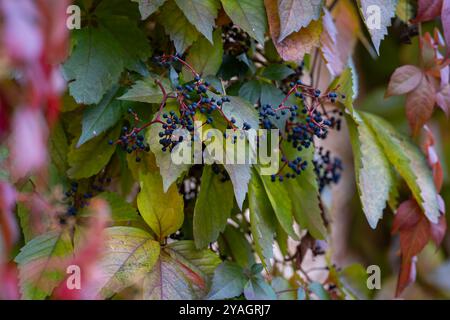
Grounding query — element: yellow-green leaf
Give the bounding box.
[137,170,184,240]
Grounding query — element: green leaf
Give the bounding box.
[249,170,276,266]
[297,287,307,300]
[244,275,277,300]
[119,76,171,104]
[17,203,36,243]
[219,95,260,130]
[277,0,324,42]
[262,64,295,80]
[219,225,255,268]
[193,166,234,249]
[96,227,160,298]
[207,261,247,300]
[329,67,354,114]
[346,111,395,228]
[98,15,152,72]
[48,121,69,176]
[221,0,267,44]
[148,103,191,191]
[183,29,223,80]
[137,170,184,240]
[260,173,298,240]
[77,86,124,147]
[96,0,141,20]
[158,0,200,53]
[207,94,258,209]
[15,230,73,300]
[131,0,167,19]
[396,0,414,23]
[309,282,330,300]
[143,240,221,299]
[63,27,125,105]
[223,163,252,211]
[67,126,120,179]
[173,0,220,43]
[272,277,296,300]
[239,80,262,104]
[0,146,9,181]
[259,82,285,107]
[362,112,440,223]
[284,146,327,239]
[359,0,397,55]
[95,192,140,222]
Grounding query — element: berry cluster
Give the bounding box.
[271,155,308,182]
[115,54,252,157]
[109,109,151,162]
[313,147,343,192]
[261,80,344,182]
[222,24,251,56]
[62,177,112,221]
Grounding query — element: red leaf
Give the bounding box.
[0,182,18,253]
[394,200,431,260]
[393,200,432,297]
[396,257,417,297]
[0,263,19,300]
[430,214,447,246]
[0,92,11,140]
[442,0,450,50]
[392,200,422,233]
[413,0,443,22]
[405,75,436,136]
[386,65,423,97]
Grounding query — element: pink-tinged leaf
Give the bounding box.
[405,75,436,136]
[320,8,344,76]
[9,108,48,181]
[0,263,19,300]
[333,0,359,69]
[0,0,43,63]
[413,0,443,22]
[0,182,18,253]
[430,213,447,246]
[38,0,70,64]
[422,126,444,191]
[386,65,423,97]
[437,194,446,214]
[437,84,450,118]
[442,0,450,50]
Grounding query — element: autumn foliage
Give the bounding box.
[0,0,450,300]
